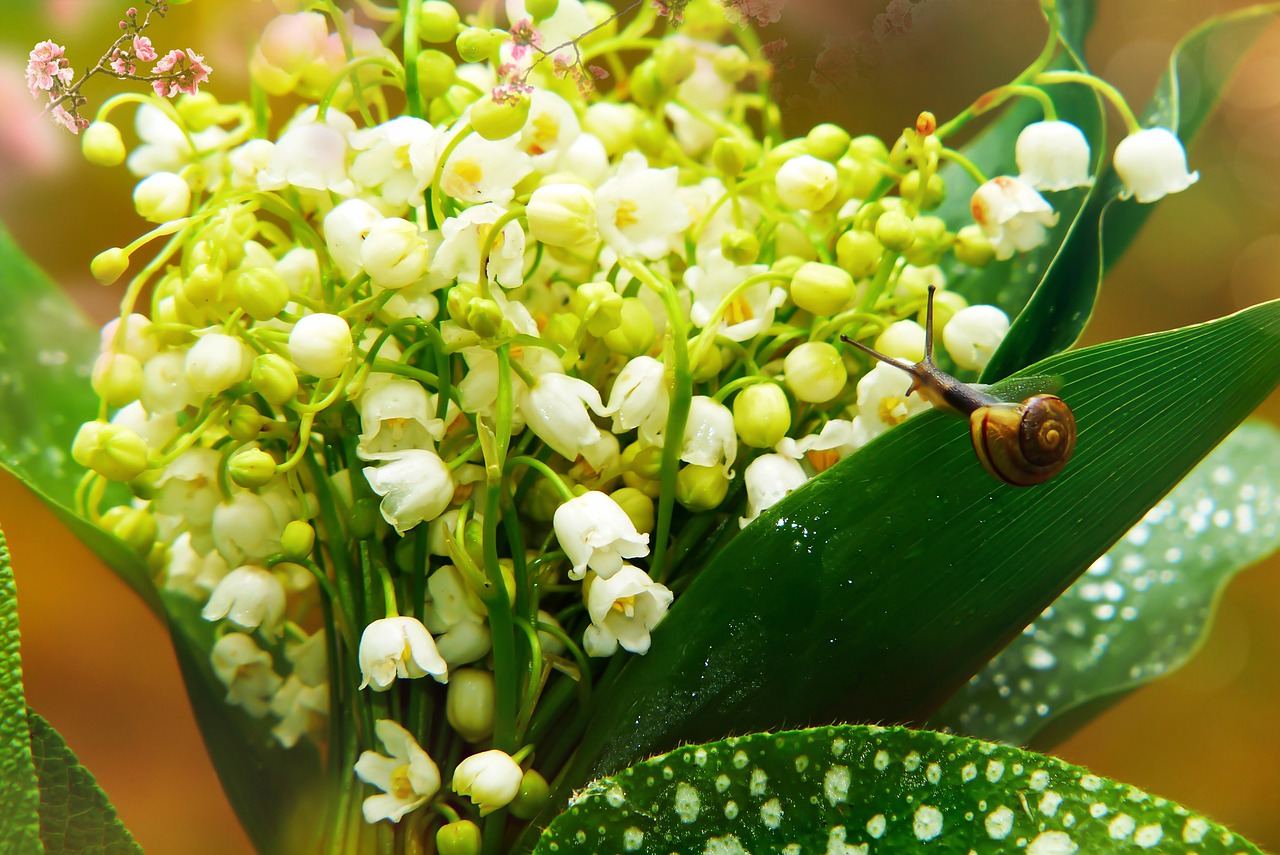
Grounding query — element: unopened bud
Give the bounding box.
[91,351,143,406]
[437,820,482,855]
[573,281,622,337]
[527,183,598,248]
[91,247,130,285]
[82,121,126,166]
[228,447,277,488]
[733,382,791,448]
[609,487,654,534]
[776,155,838,210]
[654,41,696,87]
[251,353,298,405]
[676,463,729,511]
[447,668,496,742]
[527,0,559,18]
[953,223,997,267]
[233,266,290,320]
[72,420,149,482]
[229,405,266,442]
[720,229,759,265]
[783,342,846,403]
[806,123,851,162]
[790,262,855,316]
[134,172,191,223]
[835,229,883,279]
[456,27,503,63]
[509,769,552,820]
[101,505,158,554]
[874,208,916,253]
[471,91,530,140]
[416,49,456,100]
[711,137,751,178]
[601,297,655,357]
[419,1,461,42]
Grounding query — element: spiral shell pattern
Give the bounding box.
[969,394,1076,487]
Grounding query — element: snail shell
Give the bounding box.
[969,394,1076,487]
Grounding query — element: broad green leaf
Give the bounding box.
[561,299,1280,790]
[0,529,42,855]
[27,711,140,855]
[0,222,323,854]
[983,6,1276,381]
[538,725,1261,855]
[930,420,1280,747]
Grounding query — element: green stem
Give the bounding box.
[1034,70,1141,133]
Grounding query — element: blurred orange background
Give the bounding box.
[2,1,1280,852]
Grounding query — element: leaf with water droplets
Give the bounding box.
[537,725,1261,855]
[930,420,1280,746]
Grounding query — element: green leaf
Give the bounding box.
[0,222,324,854]
[930,420,1280,747]
[983,6,1276,381]
[27,711,140,855]
[0,529,42,855]
[538,725,1261,855]
[562,299,1280,789]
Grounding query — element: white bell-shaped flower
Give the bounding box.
[686,250,782,342]
[519,373,610,464]
[431,203,527,290]
[452,749,523,816]
[943,304,1010,372]
[289,312,352,379]
[186,332,251,395]
[970,176,1059,260]
[348,115,441,210]
[211,491,287,566]
[595,151,692,260]
[1016,120,1092,191]
[362,217,430,289]
[775,419,857,469]
[358,615,449,690]
[257,108,356,195]
[358,375,445,460]
[363,449,454,534]
[680,395,737,474]
[269,675,328,748]
[606,356,669,446]
[583,565,674,657]
[141,349,199,414]
[355,719,441,823]
[211,632,282,717]
[775,154,838,210]
[739,454,809,529]
[439,130,532,206]
[1114,127,1199,203]
[855,362,932,443]
[202,565,287,636]
[324,198,385,282]
[517,89,582,167]
[164,531,230,599]
[553,491,650,581]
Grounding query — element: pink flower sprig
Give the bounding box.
[23,0,211,135]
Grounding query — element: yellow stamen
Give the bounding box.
[611,595,637,619]
[614,199,639,229]
[878,396,908,425]
[528,113,560,155]
[389,764,416,800]
[725,296,755,327]
[807,449,841,472]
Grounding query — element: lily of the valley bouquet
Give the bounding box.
[5,0,1280,853]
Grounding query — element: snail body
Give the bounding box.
[840,287,1076,486]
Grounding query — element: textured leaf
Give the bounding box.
[562,300,1280,790]
[0,529,42,855]
[28,711,140,855]
[983,6,1275,381]
[539,725,1260,855]
[931,420,1280,746]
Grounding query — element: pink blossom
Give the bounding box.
[25,40,71,98]
[109,48,134,75]
[134,35,157,62]
[52,104,88,134]
[508,18,542,62]
[650,0,691,24]
[721,0,787,27]
[151,48,212,98]
[491,81,533,105]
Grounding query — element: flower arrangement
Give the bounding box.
[3,1,1280,854]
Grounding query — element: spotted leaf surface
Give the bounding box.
[931,421,1280,745]
[537,725,1261,855]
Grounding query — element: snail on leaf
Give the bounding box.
[840,286,1076,486]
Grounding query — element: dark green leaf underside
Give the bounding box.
[932,420,1280,746]
[538,725,1260,855]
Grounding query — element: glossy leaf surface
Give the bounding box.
[538,725,1260,855]
[564,299,1280,789]
[931,420,1280,746]
[0,529,41,855]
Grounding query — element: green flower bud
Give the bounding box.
[526,0,559,18]
[954,223,997,267]
[713,45,751,82]
[527,183,598,248]
[437,820,482,855]
[466,297,504,339]
[602,297,655,357]
[584,102,640,156]
[447,668,496,742]
[91,247,130,285]
[720,228,760,265]
[228,447,277,489]
[783,342,846,403]
[676,463,729,511]
[251,353,299,405]
[91,351,143,406]
[770,255,807,281]
[573,281,623,337]
[101,505,158,555]
[129,467,163,501]
[874,208,916,253]
[228,404,265,443]
[72,421,149,482]
[632,117,667,160]
[655,41,696,87]
[874,319,926,362]
[176,92,223,132]
[416,49,457,100]
[350,497,380,539]
[807,123,851,163]
[624,443,665,481]
[620,470,661,498]
[836,229,883,279]
[542,312,580,351]
[609,486,655,534]
[711,137,752,178]
[456,27,503,63]
[848,134,889,162]
[838,156,881,200]
[762,138,809,172]
[233,266,290,321]
[733,383,791,448]
[524,477,567,522]
[419,0,461,42]
[790,261,855,316]
[181,263,223,307]
[630,60,663,109]
[690,343,724,382]
[471,92,531,141]
[281,520,315,561]
[903,215,952,266]
[509,769,552,820]
[899,169,946,210]
[82,121,126,166]
[774,221,818,261]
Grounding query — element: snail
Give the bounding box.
[839,286,1075,486]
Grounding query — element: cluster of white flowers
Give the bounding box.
[69,0,1198,841]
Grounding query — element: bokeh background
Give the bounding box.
[2,0,1279,852]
